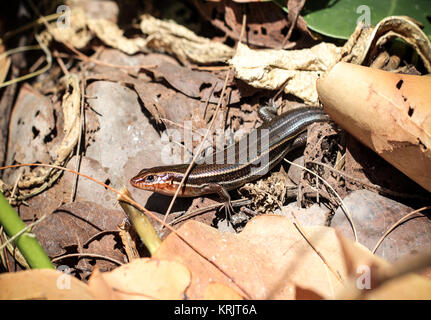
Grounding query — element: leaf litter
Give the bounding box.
[0,0,430,300]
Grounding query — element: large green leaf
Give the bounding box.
[272,0,431,40]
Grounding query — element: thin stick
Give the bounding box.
[161,13,248,229]
[51,252,123,265]
[10,172,23,199]
[161,70,231,228]
[53,49,69,76]
[291,211,344,284]
[83,230,120,247]
[372,206,431,254]
[285,159,358,242]
[1,12,61,43]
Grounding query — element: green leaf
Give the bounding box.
[272,0,431,40]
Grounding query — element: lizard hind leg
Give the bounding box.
[204,183,236,225]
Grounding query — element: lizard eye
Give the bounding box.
[145,175,155,183]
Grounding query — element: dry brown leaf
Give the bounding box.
[154,215,350,299]
[0,269,92,300]
[229,42,340,105]
[140,14,234,65]
[88,258,191,300]
[317,62,431,192]
[87,18,147,55]
[9,74,81,199]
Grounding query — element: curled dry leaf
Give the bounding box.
[0,269,92,300]
[229,42,340,105]
[317,62,431,193]
[87,18,147,55]
[16,74,81,198]
[230,16,431,106]
[140,14,234,65]
[359,16,431,72]
[88,258,191,300]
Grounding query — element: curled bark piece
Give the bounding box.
[317,62,431,192]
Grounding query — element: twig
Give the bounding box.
[161,13,248,229]
[51,252,123,266]
[83,230,120,247]
[53,49,69,76]
[291,211,344,284]
[372,206,431,254]
[57,44,157,71]
[0,12,61,43]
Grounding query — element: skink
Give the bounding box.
[130,106,331,215]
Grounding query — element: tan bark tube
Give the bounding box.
[317,62,431,192]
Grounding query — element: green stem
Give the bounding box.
[0,192,54,269]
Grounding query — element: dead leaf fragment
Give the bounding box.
[87,18,147,55]
[154,215,349,299]
[88,258,191,299]
[140,14,234,65]
[229,42,340,105]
